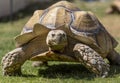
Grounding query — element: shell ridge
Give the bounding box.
[39,9,49,24]
[71,25,101,35]
[49,5,79,12]
[40,6,74,29]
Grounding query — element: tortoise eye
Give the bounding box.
[62,34,66,37]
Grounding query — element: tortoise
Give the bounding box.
[1,1,120,78]
[106,0,120,14]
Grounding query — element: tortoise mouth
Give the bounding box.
[48,43,67,51]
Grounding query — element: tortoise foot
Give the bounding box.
[1,48,25,76]
[74,43,110,78]
[3,68,22,76]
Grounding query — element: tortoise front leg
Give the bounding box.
[73,43,110,78]
[1,48,26,76]
[1,35,49,76]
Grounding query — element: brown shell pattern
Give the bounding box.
[15,1,118,56]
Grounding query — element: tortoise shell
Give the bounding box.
[15,1,118,58]
[112,0,120,10]
[106,0,120,14]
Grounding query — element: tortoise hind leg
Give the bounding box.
[1,48,26,76]
[107,49,120,65]
[73,43,110,78]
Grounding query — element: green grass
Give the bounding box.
[0,1,120,83]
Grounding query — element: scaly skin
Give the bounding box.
[107,49,120,65]
[73,43,110,78]
[1,48,25,76]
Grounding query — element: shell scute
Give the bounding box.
[70,11,118,56]
[40,7,71,29]
[48,1,80,11]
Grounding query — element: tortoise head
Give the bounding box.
[46,30,68,52]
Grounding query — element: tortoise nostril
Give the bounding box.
[52,34,55,37]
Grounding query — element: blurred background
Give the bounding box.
[0,0,120,83]
[0,0,113,21]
